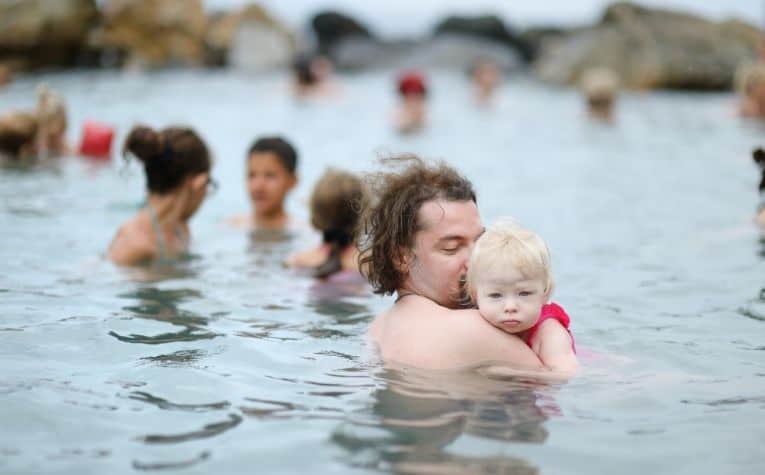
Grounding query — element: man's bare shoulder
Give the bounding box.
[369,296,543,370]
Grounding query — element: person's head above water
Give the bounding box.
[124,125,211,196]
[465,219,554,332]
[0,111,38,159]
[397,72,427,99]
[246,136,298,226]
[359,155,480,308]
[310,168,369,278]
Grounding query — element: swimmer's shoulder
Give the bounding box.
[108,219,154,266]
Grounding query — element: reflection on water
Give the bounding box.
[109,286,220,345]
[333,366,551,474]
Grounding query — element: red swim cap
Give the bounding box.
[79,121,114,160]
[398,72,427,97]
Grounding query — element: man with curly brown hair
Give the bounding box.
[359,156,545,370]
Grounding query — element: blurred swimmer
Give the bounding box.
[239,136,298,231]
[292,54,338,99]
[108,125,213,265]
[471,59,502,105]
[580,68,618,122]
[753,148,765,228]
[395,71,428,134]
[736,63,765,119]
[0,111,38,161]
[35,85,70,157]
[286,168,369,278]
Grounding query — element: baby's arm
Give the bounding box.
[530,319,579,376]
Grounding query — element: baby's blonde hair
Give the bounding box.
[465,218,554,302]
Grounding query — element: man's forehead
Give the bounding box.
[418,200,481,236]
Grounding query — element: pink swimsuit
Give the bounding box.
[524,302,576,353]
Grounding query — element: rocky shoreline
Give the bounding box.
[0,0,760,90]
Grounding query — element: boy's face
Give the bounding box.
[247,152,296,216]
[474,266,548,334]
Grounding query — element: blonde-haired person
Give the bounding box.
[466,219,578,375]
[580,67,618,121]
[286,168,368,279]
[737,63,765,118]
[35,85,70,157]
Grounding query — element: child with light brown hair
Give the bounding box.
[286,168,369,279]
[466,219,578,374]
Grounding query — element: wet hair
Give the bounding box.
[465,218,554,304]
[293,56,318,87]
[0,111,38,158]
[754,148,765,193]
[123,125,211,194]
[247,136,298,174]
[358,155,476,295]
[310,168,369,278]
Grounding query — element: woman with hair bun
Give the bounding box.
[107,125,214,266]
[286,168,368,279]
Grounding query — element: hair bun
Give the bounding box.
[124,125,162,163]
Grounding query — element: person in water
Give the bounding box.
[361,155,547,371]
[580,67,618,122]
[471,59,502,106]
[108,125,213,265]
[34,85,70,157]
[465,219,578,375]
[286,168,369,278]
[395,72,428,134]
[754,148,765,228]
[241,136,298,231]
[0,111,38,161]
[737,63,765,119]
[0,85,69,161]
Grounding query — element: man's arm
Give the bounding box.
[450,309,545,370]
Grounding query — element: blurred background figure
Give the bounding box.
[243,136,298,231]
[286,168,368,279]
[580,67,618,121]
[0,64,11,87]
[292,54,337,99]
[108,125,213,266]
[736,62,765,119]
[754,148,765,229]
[35,85,70,157]
[471,59,502,105]
[395,71,428,133]
[0,110,38,161]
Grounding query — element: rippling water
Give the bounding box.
[1,70,764,474]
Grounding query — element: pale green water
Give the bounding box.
[1,70,764,474]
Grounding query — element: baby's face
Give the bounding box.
[474,266,548,334]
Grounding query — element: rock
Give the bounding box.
[433,15,532,62]
[534,1,762,90]
[0,0,98,70]
[311,11,374,55]
[91,0,207,68]
[206,4,295,71]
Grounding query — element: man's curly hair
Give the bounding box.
[358,155,476,295]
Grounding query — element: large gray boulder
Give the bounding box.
[0,0,98,70]
[206,4,294,71]
[534,2,762,90]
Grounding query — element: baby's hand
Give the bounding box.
[530,319,579,377]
